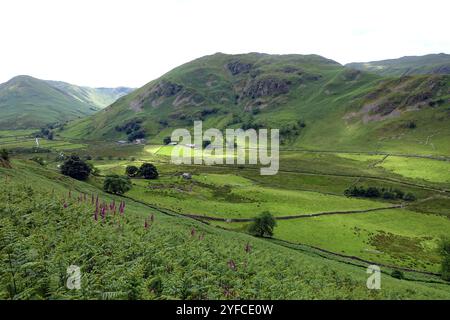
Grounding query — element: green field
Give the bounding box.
[1,129,450,299]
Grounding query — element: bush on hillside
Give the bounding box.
[391,270,404,280]
[248,212,277,238]
[103,175,132,195]
[440,239,450,281]
[60,155,91,181]
[138,163,159,180]
[126,165,139,177]
[1,149,9,161]
[403,193,417,202]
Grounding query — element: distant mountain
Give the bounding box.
[45,81,134,110]
[62,52,450,156]
[0,75,133,129]
[346,53,450,76]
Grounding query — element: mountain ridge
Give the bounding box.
[346,53,450,76]
[0,75,134,129]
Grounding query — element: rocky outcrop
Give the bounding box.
[243,78,290,99]
[227,61,252,75]
[151,81,183,97]
[431,65,450,75]
[129,81,183,110]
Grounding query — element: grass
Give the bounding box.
[378,156,450,184]
[219,208,450,273]
[2,128,450,299]
[3,160,450,299]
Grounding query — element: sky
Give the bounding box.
[0,0,449,88]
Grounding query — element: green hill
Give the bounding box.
[346,53,450,76]
[0,75,133,130]
[62,52,450,156]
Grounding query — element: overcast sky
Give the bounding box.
[1,0,449,88]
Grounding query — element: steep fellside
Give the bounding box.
[62,53,450,156]
[0,76,133,129]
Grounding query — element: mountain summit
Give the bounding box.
[62,52,450,155]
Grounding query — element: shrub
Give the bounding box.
[391,270,404,279]
[382,191,396,200]
[248,212,276,237]
[202,140,211,149]
[138,163,159,180]
[440,239,450,281]
[406,121,417,129]
[403,193,417,202]
[366,187,381,198]
[103,175,132,195]
[163,136,172,145]
[126,165,139,177]
[1,149,9,161]
[60,155,91,181]
[127,130,146,142]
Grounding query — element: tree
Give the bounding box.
[103,175,132,195]
[248,212,276,237]
[138,163,159,179]
[391,270,404,279]
[60,155,91,181]
[403,193,416,202]
[163,136,171,145]
[1,149,9,161]
[440,239,450,281]
[126,165,139,177]
[366,187,381,198]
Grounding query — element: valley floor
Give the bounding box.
[1,130,450,299]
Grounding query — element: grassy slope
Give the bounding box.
[0,76,133,129]
[346,53,450,76]
[0,76,99,129]
[1,160,450,299]
[62,53,450,156]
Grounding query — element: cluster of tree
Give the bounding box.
[344,185,416,201]
[227,112,266,130]
[280,119,306,144]
[248,212,276,237]
[115,119,146,142]
[125,163,159,179]
[37,127,54,140]
[60,155,92,181]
